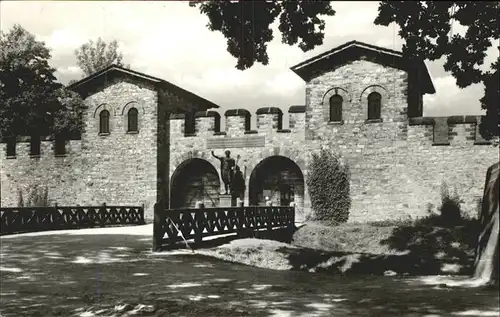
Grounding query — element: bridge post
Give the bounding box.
[266,207,273,233]
[140,203,145,225]
[52,203,59,229]
[152,201,165,252]
[236,205,245,238]
[195,202,204,245]
[289,205,296,232]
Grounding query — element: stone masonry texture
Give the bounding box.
[1,42,498,223]
[1,78,158,219]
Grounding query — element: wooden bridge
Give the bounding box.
[153,204,295,251]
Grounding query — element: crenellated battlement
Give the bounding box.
[2,44,498,224]
[170,105,306,138]
[408,115,494,146]
[224,109,252,137]
[256,107,283,132]
[0,136,82,160]
[169,106,494,147]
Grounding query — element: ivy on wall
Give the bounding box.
[306,149,351,224]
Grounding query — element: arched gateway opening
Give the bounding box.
[170,158,220,208]
[249,156,304,210]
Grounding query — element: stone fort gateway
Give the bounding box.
[1,41,498,222]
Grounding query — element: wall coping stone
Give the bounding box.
[409,115,484,126]
[408,117,436,126]
[256,107,283,115]
[225,109,251,117]
[288,105,306,113]
[447,115,478,124]
[195,110,221,118]
[0,134,82,143]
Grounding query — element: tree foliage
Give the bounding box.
[306,149,351,224]
[374,1,499,139]
[75,37,126,77]
[189,0,335,70]
[0,24,85,139]
[52,88,87,137]
[191,1,498,139]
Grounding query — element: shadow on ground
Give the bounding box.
[287,218,480,276]
[1,229,498,317]
[380,218,479,275]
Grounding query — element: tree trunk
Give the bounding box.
[474,162,499,286]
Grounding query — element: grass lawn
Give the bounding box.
[292,221,397,254]
[1,224,498,317]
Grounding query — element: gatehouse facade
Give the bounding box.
[1,41,498,222]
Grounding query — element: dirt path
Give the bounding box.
[0,225,498,317]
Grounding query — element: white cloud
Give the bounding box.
[40,29,86,51]
[0,1,497,118]
[375,36,403,51]
[423,76,485,116]
[264,71,304,96]
[180,68,255,93]
[57,66,82,76]
[327,2,381,37]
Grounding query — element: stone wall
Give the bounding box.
[80,79,158,217]
[303,60,498,222]
[169,59,498,223]
[0,139,84,206]
[1,79,159,219]
[2,59,497,224]
[169,107,308,220]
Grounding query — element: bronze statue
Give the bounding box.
[212,150,239,194]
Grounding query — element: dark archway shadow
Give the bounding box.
[249,156,304,212]
[170,158,220,209]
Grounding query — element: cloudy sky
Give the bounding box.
[1,1,497,128]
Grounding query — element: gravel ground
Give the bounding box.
[1,224,498,317]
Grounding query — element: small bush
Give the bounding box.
[21,185,50,207]
[17,188,24,207]
[439,182,463,226]
[306,149,351,224]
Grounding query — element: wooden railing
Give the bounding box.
[0,204,145,235]
[153,205,295,251]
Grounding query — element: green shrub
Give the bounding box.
[439,181,463,226]
[19,185,50,207]
[306,149,351,224]
[17,188,24,207]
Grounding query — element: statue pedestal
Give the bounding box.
[219,194,236,207]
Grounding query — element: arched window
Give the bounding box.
[99,110,110,134]
[54,135,66,156]
[127,108,139,132]
[6,137,16,157]
[329,94,343,122]
[30,135,40,156]
[367,92,381,120]
[184,112,196,136]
